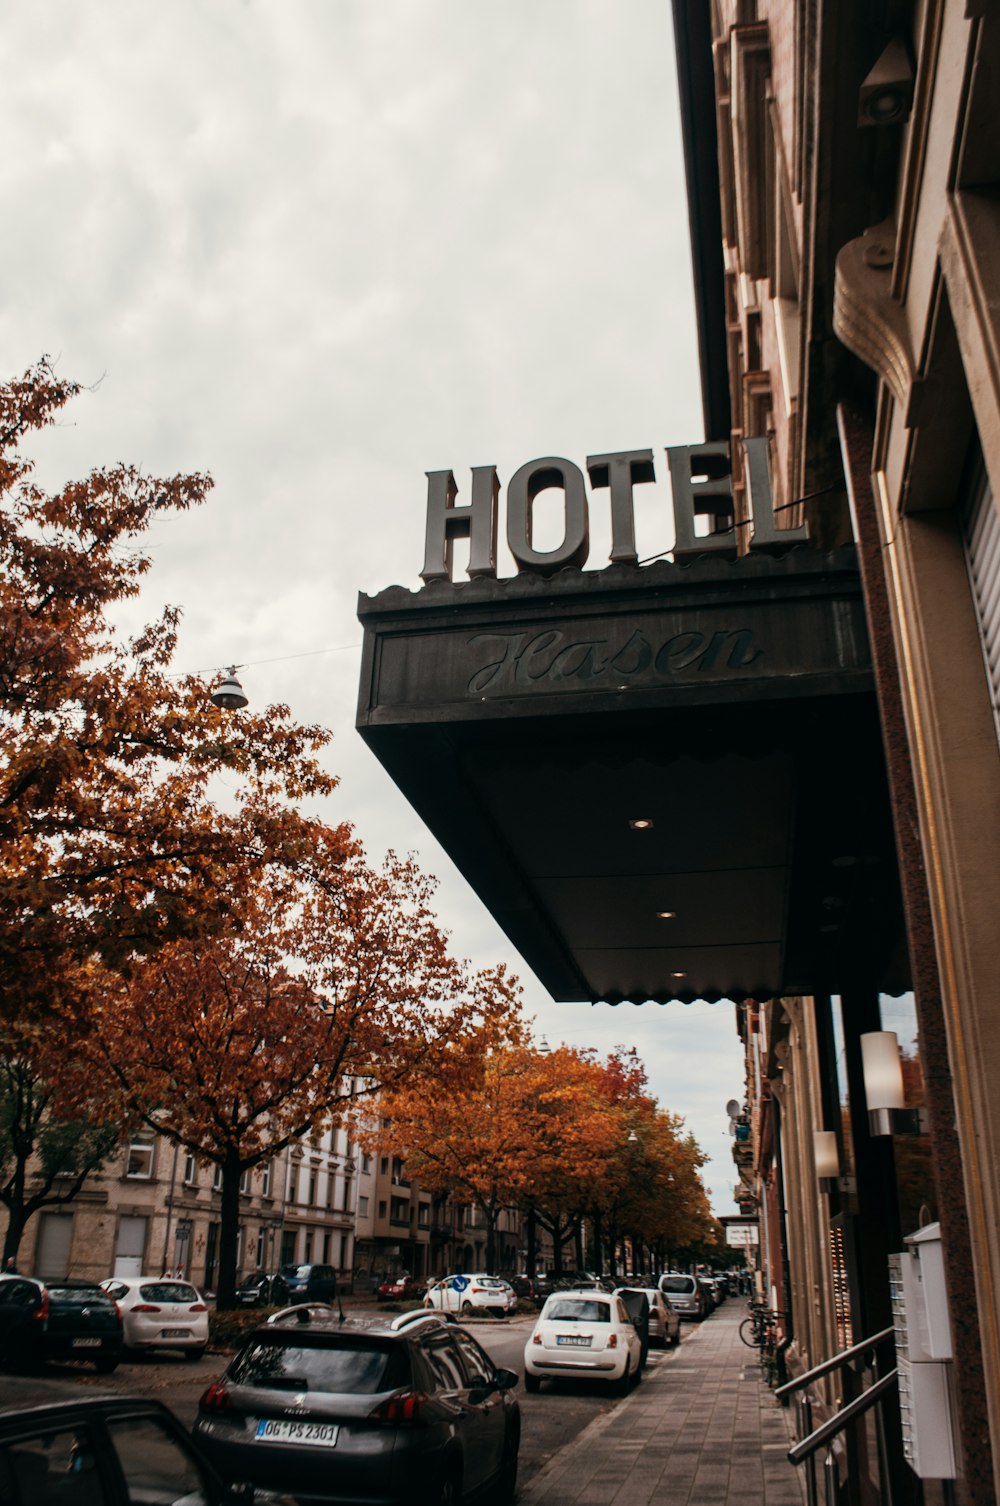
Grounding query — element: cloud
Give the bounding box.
[0,0,740,1209]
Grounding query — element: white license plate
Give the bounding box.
[162,1329,190,1338]
[256,1420,339,1447]
[72,1338,102,1348]
[556,1334,591,1347]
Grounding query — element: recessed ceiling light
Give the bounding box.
[670,970,687,979]
[629,818,654,830]
[655,910,676,920]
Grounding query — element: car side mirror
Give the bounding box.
[496,1368,518,1391]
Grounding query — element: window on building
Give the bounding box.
[378,1201,387,1219]
[304,1231,313,1262]
[183,1154,198,1186]
[418,1203,430,1227]
[343,1177,353,1213]
[308,1170,317,1207]
[261,1162,272,1198]
[358,1196,369,1217]
[213,1165,223,1193]
[322,1232,331,1262]
[239,1169,252,1196]
[256,1227,266,1267]
[126,1140,155,1180]
[379,1157,389,1175]
[361,1154,371,1174]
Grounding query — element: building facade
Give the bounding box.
[6,1121,358,1293]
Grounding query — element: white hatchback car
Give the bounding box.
[423,1274,518,1316]
[524,1288,642,1393]
[101,1276,209,1360]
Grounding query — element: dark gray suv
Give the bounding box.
[280,1263,339,1305]
[194,1309,520,1506]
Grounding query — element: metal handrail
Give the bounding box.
[788,1370,899,1463]
[774,1325,895,1399]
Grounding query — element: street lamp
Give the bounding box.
[211,667,248,710]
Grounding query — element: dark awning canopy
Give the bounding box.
[356,547,906,1003]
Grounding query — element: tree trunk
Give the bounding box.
[592,1211,604,1276]
[574,1219,584,1271]
[2,1201,27,1268]
[526,1206,537,1277]
[485,1214,496,1275]
[216,1155,243,1309]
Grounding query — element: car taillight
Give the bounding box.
[369,1391,427,1426]
[200,1381,232,1413]
[189,1303,207,1312]
[133,1304,161,1313]
[31,1292,50,1323]
[607,1333,618,1348]
[531,1332,542,1345]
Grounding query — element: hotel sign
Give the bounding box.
[420,438,807,582]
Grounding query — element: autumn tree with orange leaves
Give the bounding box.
[0,359,339,1027]
[0,997,127,1266]
[86,841,522,1307]
[576,1051,713,1275]
[367,1032,622,1276]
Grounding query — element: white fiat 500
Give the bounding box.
[101,1276,209,1360]
[523,1288,642,1393]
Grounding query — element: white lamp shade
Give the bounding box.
[860,1031,906,1111]
[813,1130,839,1179]
[211,671,248,710]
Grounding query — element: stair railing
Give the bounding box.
[774,1326,897,1506]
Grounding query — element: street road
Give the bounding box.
[0,1306,702,1492]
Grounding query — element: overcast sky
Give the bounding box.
[1,1,745,1215]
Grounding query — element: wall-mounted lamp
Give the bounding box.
[860,1030,927,1136]
[813,1130,840,1192]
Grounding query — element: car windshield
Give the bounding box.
[660,1277,695,1293]
[229,1337,410,1395]
[546,1299,610,1323]
[282,1266,313,1279]
[138,1283,198,1304]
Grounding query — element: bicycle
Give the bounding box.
[738,1302,774,1347]
[739,1303,786,1386]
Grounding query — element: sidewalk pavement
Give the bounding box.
[518,1303,806,1506]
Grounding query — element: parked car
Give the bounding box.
[235,1270,290,1308]
[613,1288,650,1371]
[0,1275,123,1373]
[523,1287,642,1395]
[376,1274,426,1302]
[423,1274,518,1317]
[658,1272,708,1321]
[496,1272,535,1301]
[0,1395,294,1505]
[280,1262,339,1305]
[637,1287,681,1347]
[698,1275,721,1310]
[194,1307,521,1505]
[100,1275,209,1359]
